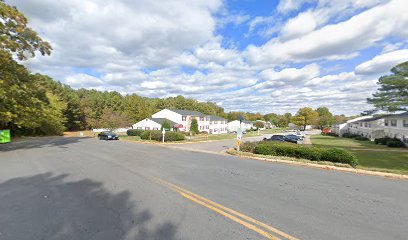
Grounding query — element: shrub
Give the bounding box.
[127,129,144,136]
[323,132,339,137]
[253,141,358,167]
[342,133,360,138]
[239,141,258,153]
[320,148,358,167]
[140,130,162,141]
[374,137,392,145]
[140,130,185,141]
[386,139,405,148]
[165,131,186,141]
[355,136,369,141]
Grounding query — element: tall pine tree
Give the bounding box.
[368,61,408,112]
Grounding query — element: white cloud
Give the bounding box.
[247,0,408,65]
[6,0,407,115]
[280,11,318,40]
[277,0,314,14]
[355,49,408,75]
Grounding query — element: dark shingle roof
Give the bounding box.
[206,115,226,121]
[168,109,203,116]
[355,114,394,122]
[151,118,177,126]
[383,112,408,118]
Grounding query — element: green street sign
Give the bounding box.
[0,129,11,143]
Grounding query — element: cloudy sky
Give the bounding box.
[8,0,408,115]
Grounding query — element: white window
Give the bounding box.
[368,123,371,128]
[200,117,204,121]
[145,127,150,130]
[137,127,142,130]
[359,122,362,127]
[364,123,368,127]
[385,119,389,126]
[182,116,186,121]
[153,127,158,130]
[206,126,209,129]
[403,120,408,128]
[391,119,397,127]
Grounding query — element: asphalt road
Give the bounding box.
[0,137,407,240]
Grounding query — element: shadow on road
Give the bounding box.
[0,137,91,152]
[0,173,179,240]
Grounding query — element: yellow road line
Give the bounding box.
[156,178,299,240]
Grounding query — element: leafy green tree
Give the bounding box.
[368,61,408,112]
[0,0,52,59]
[190,118,199,134]
[316,107,334,129]
[292,107,319,130]
[161,120,171,130]
[99,108,131,130]
[253,121,264,129]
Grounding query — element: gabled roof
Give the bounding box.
[168,109,203,116]
[151,118,177,126]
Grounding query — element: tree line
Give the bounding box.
[3,1,404,137]
[0,0,347,136]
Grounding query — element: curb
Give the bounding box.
[227,150,408,180]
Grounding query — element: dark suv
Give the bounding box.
[98,131,119,140]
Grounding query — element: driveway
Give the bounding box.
[0,137,407,240]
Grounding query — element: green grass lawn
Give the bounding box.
[310,134,390,149]
[352,150,408,174]
[311,134,408,174]
[120,135,142,141]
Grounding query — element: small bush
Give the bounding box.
[253,141,358,167]
[374,137,392,145]
[320,148,358,167]
[342,133,360,138]
[127,129,144,136]
[387,139,405,148]
[355,136,369,141]
[165,132,186,141]
[239,141,258,153]
[140,130,185,141]
[323,132,339,137]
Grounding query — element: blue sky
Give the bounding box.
[8,0,408,115]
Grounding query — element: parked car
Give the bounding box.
[285,134,300,141]
[98,131,119,140]
[263,135,297,143]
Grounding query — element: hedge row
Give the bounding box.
[375,137,405,148]
[140,130,185,142]
[127,129,144,136]
[342,133,361,139]
[240,141,358,167]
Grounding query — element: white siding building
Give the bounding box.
[348,116,386,140]
[207,115,228,134]
[132,118,177,131]
[383,113,408,144]
[227,120,253,132]
[133,109,227,134]
[331,116,373,136]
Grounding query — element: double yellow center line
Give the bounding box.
[155,178,299,240]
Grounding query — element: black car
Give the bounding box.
[263,135,297,144]
[285,134,301,142]
[98,131,119,140]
